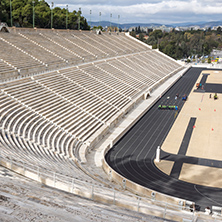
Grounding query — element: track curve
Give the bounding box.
[105,67,222,211]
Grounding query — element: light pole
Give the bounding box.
[32,1,35,28]
[10,0,12,27]
[66,5,68,29]
[78,8,81,30]
[90,10,92,29]
[51,2,54,29]
[99,12,101,28]
[110,13,112,32]
[118,15,120,31]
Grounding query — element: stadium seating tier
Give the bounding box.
[0,28,183,182]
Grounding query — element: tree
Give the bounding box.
[12,0,26,26]
[0,0,89,30]
[138,33,144,41]
[175,46,183,59]
[83,18,90,30]
[143,28,222,60]
[163,41,176,58]
[35,0,50,28]
[130,31,136,38]
[21,4,32,27]
[149,29,163,39]
[92,25,102,31]
[0,0,10,24]
[217,27,222,34]
[68,10,78,30]
[146,35,156,45]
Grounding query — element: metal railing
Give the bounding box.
[0,153,212,222]
[191,63,222,69]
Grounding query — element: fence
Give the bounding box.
[191,63,222,69]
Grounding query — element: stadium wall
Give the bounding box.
[101,66,192,206]
[0,154,198,221]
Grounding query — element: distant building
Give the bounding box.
[189,25,201,30]
[156,25,171,32]
[212,25,222,31]
[175,27,189,31]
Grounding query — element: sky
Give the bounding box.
[46,0,222,25]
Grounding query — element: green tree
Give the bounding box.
[163,41,176,58]
[12,0,26,26]
[146,35,156,45]
[21,3,32,27]
[0,0,89,30]
[68,10,78,29]
[216,27,222,34]
[150,29,163,39]
[0,0,10,24]
[138,33,144,41]
[83,18,90,30]
[93,26,102,30]
[35,0,50,28]
[130,31,136,38]
[144,28,222,60]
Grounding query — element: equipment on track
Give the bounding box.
[158,105,178,110]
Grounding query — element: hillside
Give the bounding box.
[133,29,222,60]
[90,21,222,30]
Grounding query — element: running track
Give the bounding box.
[105,67,222,211]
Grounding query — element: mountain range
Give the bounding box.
[90,21,222,29]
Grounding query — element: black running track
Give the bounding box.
[106,67,222,211]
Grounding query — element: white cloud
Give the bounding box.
[48,0,222,24]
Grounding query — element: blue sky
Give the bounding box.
[46,0,222,24]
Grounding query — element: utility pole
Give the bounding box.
[90,10,92,29]
[118,15,120,31]
[66,5,68,29]
[10,0,12,27]
[51,2,54,29]
[99,12,101,28]
[110,13,112,32]
[78,8,81,30]
[32,1,35,28]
